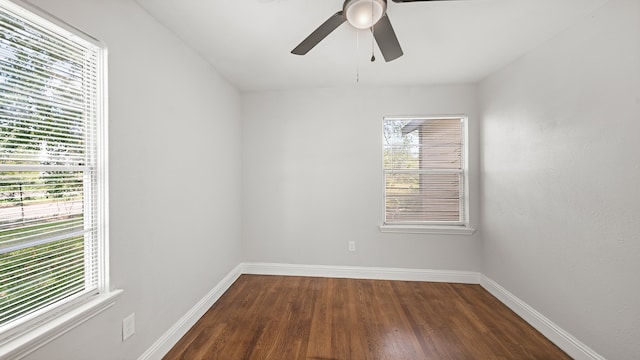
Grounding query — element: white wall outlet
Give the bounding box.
[348,241,356,252]
[122,313,135,341]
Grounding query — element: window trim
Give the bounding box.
[380,114,475,235]
[0,0,120,357]
[378,224,476,235]
[0,290,122,360]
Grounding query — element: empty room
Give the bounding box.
[0,0,638,359]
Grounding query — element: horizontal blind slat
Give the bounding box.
[0,233,94,323]
[0,99,89,126]
[0,252,85,295]
[2,238,84,276]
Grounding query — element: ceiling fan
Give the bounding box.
[291,0,452,62]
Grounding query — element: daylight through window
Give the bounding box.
[0,0,106,336]
[383,116,468,227]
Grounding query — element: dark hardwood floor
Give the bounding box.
[164,275,571,360]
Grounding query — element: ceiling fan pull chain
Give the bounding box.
[371,34,375,62]
[356,30,360,83]
[371,0,376,62]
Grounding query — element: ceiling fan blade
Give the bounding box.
[291,11,346,55]
[372,14,403,62]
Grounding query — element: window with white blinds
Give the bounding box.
[0,0,107,337]
[383,116,469,227]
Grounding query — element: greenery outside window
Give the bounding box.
[380,115,474,234]
[0,1,117,356]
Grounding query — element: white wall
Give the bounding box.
[242,85,481,271]
[21,0,243,359]
[11,0,637,358]
[479,0,640,358]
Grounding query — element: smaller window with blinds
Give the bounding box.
[382,116,472,233]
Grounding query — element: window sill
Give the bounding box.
[0,289,123,360]
[379,224,476,235]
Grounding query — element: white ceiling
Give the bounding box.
[134,0,607,91]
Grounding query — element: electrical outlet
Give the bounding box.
[348,241,356,252]
[122,313,135,341]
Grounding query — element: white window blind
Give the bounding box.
[0,0,105,335]
[383,116,468,226]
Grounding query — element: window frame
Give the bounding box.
[0,0,121,358]
[379,115,475,235]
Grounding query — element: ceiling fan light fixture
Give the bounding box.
[344,0,386,30]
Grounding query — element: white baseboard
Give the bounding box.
[480,275,605,360]
[137,264,242,360]
[241,262,481,284]
[139,263,604,360]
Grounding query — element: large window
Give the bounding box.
[381,116,473,234]
[0,0,112,350]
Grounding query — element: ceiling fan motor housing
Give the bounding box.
[344,0,387,29]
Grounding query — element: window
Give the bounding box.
[380,116,474,234]
[0,0,117,355]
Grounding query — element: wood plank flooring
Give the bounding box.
[164,275,571,360]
